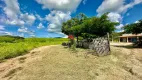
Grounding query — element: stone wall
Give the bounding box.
[89,37,110,56]
[77,35,110,56]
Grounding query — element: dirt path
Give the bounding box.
[0,45,57,80]
[0,44,142,80]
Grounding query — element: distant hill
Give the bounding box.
[0,35,24,43]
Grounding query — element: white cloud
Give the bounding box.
[36,0,82,12]
[30,34,36,37]
[37,23,44,29]
[116,30,124,32]
[3,0,36,27]
[35,14,44,21]
[6,19,25,27]
[18,27,28,33]
[5,13,36,27]
[135,20,140,23]
[97,0,142,15]
[18,27,35,35]
[5,32,12,35]
[0,25,12,36]
[0,31,12,35]
[35,0,82,34]
[0,15,6,23]
[2,0,37,37]
[4,0,20,20]
[45,11,71,32]
[116,24,124,29]
[97,0,142,32]
[57,32,68,38]
[0,25,5,30]
[97,0,124,14]
[20,13,36,25]
[3,0,25,27]
[63,35,68,38]
[108,12,122,22]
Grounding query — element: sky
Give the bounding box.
[0,0,142,38]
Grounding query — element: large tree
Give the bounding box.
[62,13,118,41]
[81,13,118,38]
[62,13,87,42]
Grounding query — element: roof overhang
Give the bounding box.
[119,35,142,38]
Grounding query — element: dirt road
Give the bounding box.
[0,43,142,80]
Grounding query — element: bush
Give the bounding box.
[134,40,142,47]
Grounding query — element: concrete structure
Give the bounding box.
[119,33,142,43]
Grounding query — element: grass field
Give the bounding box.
[0,36,68,60]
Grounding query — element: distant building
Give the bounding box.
[119,33,142,42]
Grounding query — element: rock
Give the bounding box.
[62,42,67,46]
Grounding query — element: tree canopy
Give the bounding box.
[124,20,142,47]
[62,13,119,40]
[124,20,142,34]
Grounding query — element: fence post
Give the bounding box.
[107,33,111,54]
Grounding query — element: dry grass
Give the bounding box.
[3,67,23,78]
[0,44,142,80]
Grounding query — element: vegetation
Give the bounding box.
[110,32,124,42]
[0,35,24,43]
[0,36,68,60]
[62,13,119,41]
[124,19,142,47]
[124,20,142,34]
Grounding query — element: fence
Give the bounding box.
[77,33,110,56]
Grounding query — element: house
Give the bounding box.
[119,33,142,43]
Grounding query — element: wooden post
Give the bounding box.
[137,36,139,42]
[107,33,111,53]
[127,37,128,43]
[112,34,113,43]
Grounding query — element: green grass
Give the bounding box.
[0,37,68,60]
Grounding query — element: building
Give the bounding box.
[119,33,142,43]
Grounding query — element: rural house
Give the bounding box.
[119,33,142,42]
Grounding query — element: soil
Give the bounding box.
[0,43,142,80]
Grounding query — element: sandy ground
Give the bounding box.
[0,43,142,80]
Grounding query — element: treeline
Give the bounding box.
[124,20,142,34]
[0,35,24,43]
[0,35,68,43]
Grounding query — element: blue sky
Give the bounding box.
[0,0,142,38]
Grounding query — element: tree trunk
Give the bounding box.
[77,36,79,42]
[76,36,79,47]
[112,34,113,42]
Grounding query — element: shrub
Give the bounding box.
[134,40,142,47]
